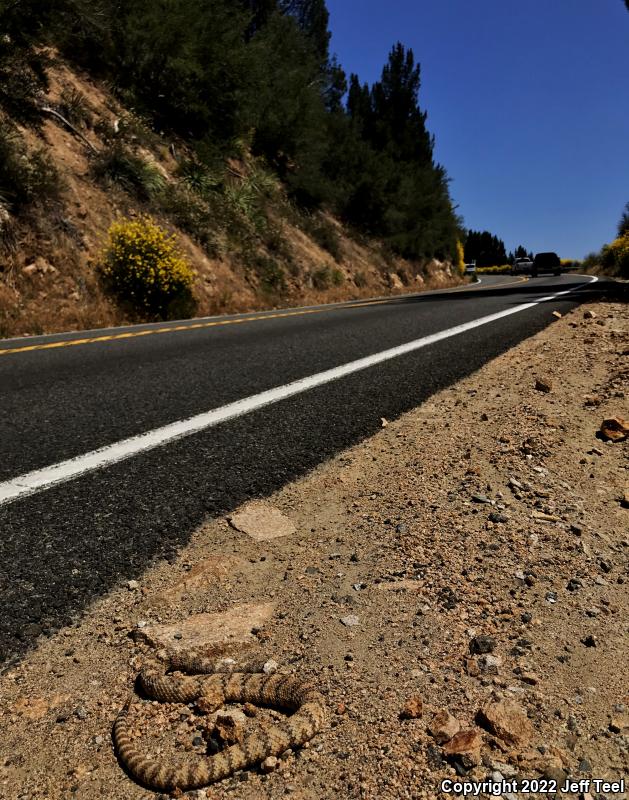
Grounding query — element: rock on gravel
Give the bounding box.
[429,710,461,744]
[469,635,496,655]
[135,603,274,653]
[599,416,628,442]
[228,500,297,540]
[399,696,423,720]
[476,700,533,746]
[442,729,482,768]
[535,377,553,393]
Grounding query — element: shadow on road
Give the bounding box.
[0,277,620,669]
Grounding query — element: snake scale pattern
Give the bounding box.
[113,652,327,793]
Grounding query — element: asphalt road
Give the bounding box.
[0,274,602,666]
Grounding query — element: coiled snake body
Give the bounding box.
[113,652,327,793]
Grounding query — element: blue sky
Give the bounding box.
[325,0,629,259]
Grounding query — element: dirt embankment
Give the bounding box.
[0,299,627,800]
[0,58,461,339]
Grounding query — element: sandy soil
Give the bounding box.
[0,298,627,800]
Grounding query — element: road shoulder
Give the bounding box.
[1,299,627,799]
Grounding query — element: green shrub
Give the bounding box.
[101,216,195,317]
[224,181,266,231]
[0,120,61,210]
[177,160,222,198]
[354,270,367,288]
[58,87,92,128]
[302,215,342,261]
[92,144,165,200]
[311,265,331,290]
[252,255,286,294]
[0,43,48,125]
[331,267,344,286]
[156,184,219,254]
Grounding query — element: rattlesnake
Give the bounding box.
[113,651,327,793]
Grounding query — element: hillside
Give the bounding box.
[0,57,460,338]
[0,0,466,338]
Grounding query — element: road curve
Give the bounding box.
[0,274,601,665]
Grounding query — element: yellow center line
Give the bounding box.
[0,303,368,357]
[0,276,529,358]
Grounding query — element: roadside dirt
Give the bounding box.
[0,298,627,800]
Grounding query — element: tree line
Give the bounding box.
[464,230,532,267]
[0,0,462,261]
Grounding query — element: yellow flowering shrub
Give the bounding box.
[602,233,629,277]
[455,240,465,276]
[102,217,195,316]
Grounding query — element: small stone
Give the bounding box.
[472,494,492,504]
[519,672,539,685]
[262,756,279,773]
[340,615,359,627]
[570,524,583,536]
[215,711,247,745]
[429,710,461,744]
[93,735,104,746]
[464,657,480,677]
[469,635,496,655]
[399,696,423,720]
[488,511,508,524]
[552,310,562,319]
[609,712,629,734]
[127,580,139,591]
[192,736,204,746]
[74,706,88,720]
[581,634,597,647]
[442,729,482,768]
[396,523,408,534]
[543,766,567,785]
[535,377,552,393]
[567,578,583,592]
[521,612,532,623]
[583,309,596,319]
[263,659,279,674]
[479,654,502,673]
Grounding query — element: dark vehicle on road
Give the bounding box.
[532,252,561,277]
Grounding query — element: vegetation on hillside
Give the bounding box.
[581,201,629,278]
[0,0,461,265]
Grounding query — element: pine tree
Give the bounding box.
[280,0,330,63]
[617,201,629,237]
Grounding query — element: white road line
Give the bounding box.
[0,277,597,507]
